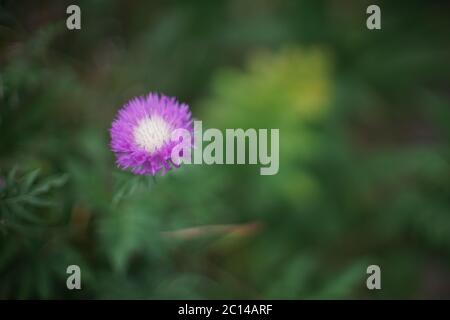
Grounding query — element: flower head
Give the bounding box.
[110,92,193,175]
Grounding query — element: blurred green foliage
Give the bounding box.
[0,0,450,299]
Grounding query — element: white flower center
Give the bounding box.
[134,116,172,154]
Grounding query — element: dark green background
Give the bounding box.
[1,0,449,299]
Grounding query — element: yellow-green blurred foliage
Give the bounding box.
[202,48,332,206]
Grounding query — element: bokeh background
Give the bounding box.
[1,0,449,299]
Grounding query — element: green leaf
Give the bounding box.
[21,168,41,193]
[31,174,69,196]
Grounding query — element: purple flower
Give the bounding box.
[110,92,193,175]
